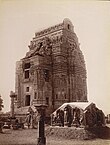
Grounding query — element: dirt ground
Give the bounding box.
[0,127,110,145]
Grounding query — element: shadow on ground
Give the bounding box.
[87,126,110,139]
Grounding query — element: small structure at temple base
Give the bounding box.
[10,91,18,129]
[10,91,25,129]
[10,91,17,118]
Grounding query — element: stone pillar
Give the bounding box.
[10,91,17,118]
[35,104,47,145]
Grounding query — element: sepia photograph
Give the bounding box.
[0,0,110,144]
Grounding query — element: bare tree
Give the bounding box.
[0,95,4,111]
[0,94,4,133]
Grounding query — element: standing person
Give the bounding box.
[0,116,4,133]
[25,112,31,128]
[56,109,61,126]
[32,111,39,129]
[59,110,64,127]
[64,105,73,127]
[73,107,81,127]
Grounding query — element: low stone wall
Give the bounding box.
[46,126,110,140]
[46,126,96,140]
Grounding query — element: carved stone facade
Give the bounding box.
[15,18,87,115]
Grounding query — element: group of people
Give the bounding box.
[25,111,39,129]
[52,105,82,127]
[0,111,39,132]
[0,104,106,132]
[51,104,105,128]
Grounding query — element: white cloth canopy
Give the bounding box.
[52,102,94,116]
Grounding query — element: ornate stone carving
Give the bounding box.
[28,40,36,50]
[26,37,53,58]
[35,23,63,38]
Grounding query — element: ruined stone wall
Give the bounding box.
[15,60,23,108]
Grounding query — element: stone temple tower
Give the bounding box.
[15,18,87,115]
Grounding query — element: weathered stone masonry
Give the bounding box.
[15,18,87,115]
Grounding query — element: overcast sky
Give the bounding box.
[0,0,110,114]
